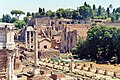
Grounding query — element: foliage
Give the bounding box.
[23,17,29,23]
[72,10,81,19]
[2,14,11,23]
[72,25,120,63]
[10,17,18,23]
[87,25,117,61]
[97,5,102,16]
[107,7,110,17]
[111,16,116,22]
[14,20,26,29]
[25,2,120,21]
[112,29,120,63]
[72,39,90,59]
[27,12,31,16]
[46,10,55,18]
[78,2,93,19]
[10,10,25,19]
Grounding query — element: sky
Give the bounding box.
[0,0,120,19]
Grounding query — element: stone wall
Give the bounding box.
[0,49,9,79]
[38,49,60,59]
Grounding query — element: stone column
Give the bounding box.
[32,31,34,49]
[11,54,15,79]
[5,26,7,48]
[7,54,12,80]
[49,19,51,26]
[34,31,38,66]
[33,31,40,75]
[69,58,74,72]
[29,31,31,49]
[25,31,28,49]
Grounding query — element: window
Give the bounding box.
[44,45,47,49]
[67,22,70,24]
[59,22,61,24]
[51,22,54,26]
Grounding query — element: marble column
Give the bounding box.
[11,55,15,79]
[33,31,40,75]
[32,31,34,49]
[34,31,38,66]
[5,26,7,48]
[7,54,12,80]
[29,31,31,49]
[69,58,74,73]
[25,31,28,49]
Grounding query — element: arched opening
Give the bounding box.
[44,45,47,49]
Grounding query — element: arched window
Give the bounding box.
[44,45,47,49]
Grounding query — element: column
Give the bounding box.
[69,58,74,72]
[49,19,51,26]
[32,31,34,49]
[33,31,40,75]
[7,55,12,80]
[15,47,19,58]
[34,31,38,66]
[5,26,7,48]
[25,31,28,49]
[29,31,31,49]
[11,55,15,79]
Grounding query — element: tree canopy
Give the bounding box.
[72,25,120,64]
[10,10,25,19]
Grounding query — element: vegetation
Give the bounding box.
[72,25,120,64]
[10,10,25,19]
[2,2,120,29]
[28,2,120,21]
[1,10,26,29]
[14,20,26,29]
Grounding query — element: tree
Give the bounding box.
[27,12,31,16]
[38,7,42,14]
[93,4,96,10]
[97,5,102,16]
[62,9,72,19]
[78,4,93,19]
[113,29,120,63]
[10,10,25,19]
[14,20,26,29]
[109,4,113,11]
[0,19,2,22]
[87,25,117,62]
[72,39,89,59]
[115,12,120,20]
[112,8,116,16]
[72,10,81,19]
[42,8,45,15]
[46,10,55,18]
[2,14,11,23]
[56,8,63,18]
[2,14,5,22]
[111,16,116,22]
[23,17,29,23]
[84,2,87,7]
[107,7,110,17]
[10,17,18,23]
[92,4,97,17]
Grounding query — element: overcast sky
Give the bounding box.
[0,0,120,19]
